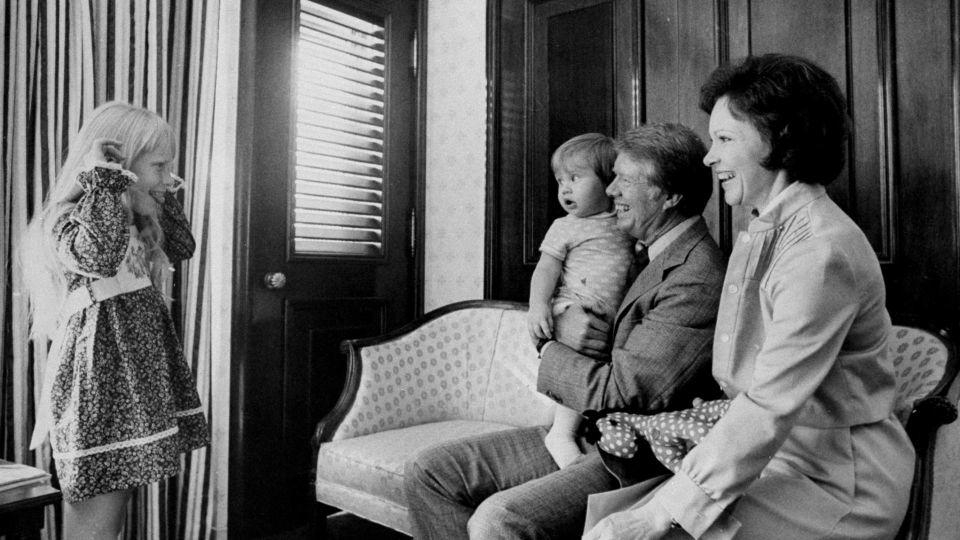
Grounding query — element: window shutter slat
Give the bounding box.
[298,125,383,152]
[295,193,381,216]
[296,166,382,190]
[295,208,382,228]
[297,139,382,165]
[294,239,381,256]
[295,223,382,242]
[295,179,382,203]
[298,98,383,126]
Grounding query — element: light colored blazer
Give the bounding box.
[537,217,726,413]
[645,183,914,539]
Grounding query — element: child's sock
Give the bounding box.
[545,406,584,469]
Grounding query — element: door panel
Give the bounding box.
[234,0,419,536]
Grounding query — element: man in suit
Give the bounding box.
[404,123,725,540]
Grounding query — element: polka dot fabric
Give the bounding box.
[332,308,501,441]
[331,306,556,441]
[890,325,950,423]
[596,399,730,473]
[481,310,556,427]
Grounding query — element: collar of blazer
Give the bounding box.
[614,217,711,328]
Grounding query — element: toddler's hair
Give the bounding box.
[550,133,617,185]
[19,101,177,339]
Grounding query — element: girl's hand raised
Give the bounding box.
[66,139,127,201]
[85,138,125,168]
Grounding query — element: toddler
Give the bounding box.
[527,133,635,468]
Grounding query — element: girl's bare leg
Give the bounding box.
[63,489,133,540]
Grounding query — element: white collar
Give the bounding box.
[643,215,699,262]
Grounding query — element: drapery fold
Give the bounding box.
[2,1,236,537]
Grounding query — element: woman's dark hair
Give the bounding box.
[615,122,713,218]
[699,54,849,184]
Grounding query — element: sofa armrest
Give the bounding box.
[894,325,960,539]
[312,300,529,452]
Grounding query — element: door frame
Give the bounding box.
[230,0,427,535]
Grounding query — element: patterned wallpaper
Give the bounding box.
[423,0,487,312]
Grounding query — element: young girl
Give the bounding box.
[527,133,635,468]
[20,101,209,539]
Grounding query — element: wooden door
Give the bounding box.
[487,0,635,300]
[233,0,421,536]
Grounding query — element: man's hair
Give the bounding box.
[614,123,712,217]
[699,53,849,184]
[551,133,617,186]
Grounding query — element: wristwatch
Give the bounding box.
[535,338,553,355]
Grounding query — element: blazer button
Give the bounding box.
[727,284,739,294]
[720,334,730,343]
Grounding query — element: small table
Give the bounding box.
[0,483,61,540]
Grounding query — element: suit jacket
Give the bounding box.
[537,216,725,414]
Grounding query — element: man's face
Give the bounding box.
[606,154,669,242]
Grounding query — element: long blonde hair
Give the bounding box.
[19,101,177,338]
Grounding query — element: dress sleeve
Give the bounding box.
[53,165,135,278]
[651,242,860,538]
[158,194,196,263]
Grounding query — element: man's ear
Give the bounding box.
[662,193,682,210]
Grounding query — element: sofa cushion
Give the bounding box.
[316,419,518,511]
[333,309,505,440]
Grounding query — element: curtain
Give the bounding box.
[1,1,236,537]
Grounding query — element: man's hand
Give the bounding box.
[582,502,674,540]
[553,304,609,359]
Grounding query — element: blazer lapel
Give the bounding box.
[613,218,711,330]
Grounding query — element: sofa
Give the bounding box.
[311,300,958,538]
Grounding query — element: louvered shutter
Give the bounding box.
[294,1,386,257]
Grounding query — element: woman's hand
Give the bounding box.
[527,304,554,341]
[582,502,675,540]
[553,304,609,359]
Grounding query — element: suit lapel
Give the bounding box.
[613,218,710,330]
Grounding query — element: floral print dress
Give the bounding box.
[45,165,209,502]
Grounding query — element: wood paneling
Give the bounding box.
[889,0,958,325]
[488,0,960,331]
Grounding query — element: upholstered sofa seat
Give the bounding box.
[315,420,517,532]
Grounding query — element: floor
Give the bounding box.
[264,512,409,540]
[325,512,409,540]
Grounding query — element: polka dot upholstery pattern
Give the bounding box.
[331,306,555,441]
[482,310,556,427]
[890,325,950,423]
[596,400,730,473]
[332,308,501,440]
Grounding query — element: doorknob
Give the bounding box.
[263,272,287,290]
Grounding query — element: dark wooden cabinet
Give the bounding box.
[488,0,960,332]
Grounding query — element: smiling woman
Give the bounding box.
[584,54,916,540]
